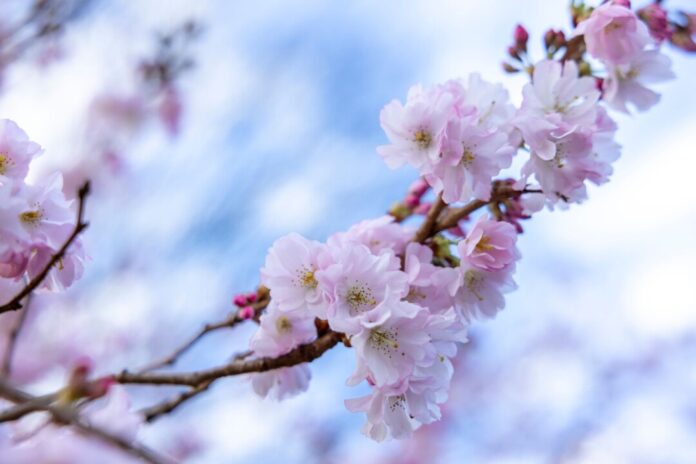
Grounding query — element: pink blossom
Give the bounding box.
[348,307,432,388]
[455,262,517,320]
[249,301,317,357]
[638,4,672,42]
[260,233,327,317]
[377,84,454,170]
[573,2,652,65]
[26,241,87,291]
[403,243,459,314]
[316,243,409,335]
[0,119,42,181]
[603,49,675,113]
[327,216,412,256]
[515,60,599,162]
[460,215,518,271]
[426,120,514,203]
[345,385,413,442]
[251,364,312,401]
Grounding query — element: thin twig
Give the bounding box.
[1,293,32,377]
[117,331,343,387]
[140,381,212,422]
[138,298,269,373]
[0,181,91,314]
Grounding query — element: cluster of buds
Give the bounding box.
[388,179,431,221]
[502,24,530,73]
[233,290,260,320]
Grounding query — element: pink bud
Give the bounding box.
[595,77,605,93]
[404,193,420,208]
[245,292,257,303]
[544,29,556,49]
[514,24,529,45]
[408,178,429,197]
[638,4,671,42]
[611,0,631,8]
[87,376,116,399]
[239,306,255,320]
[233,294,247,307]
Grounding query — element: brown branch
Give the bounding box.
[1,293,33,377]
[0,181,91,314]
[140,381,212,423]
[138,298,269,373]
[412,193,447,243]
[117,331,343,387]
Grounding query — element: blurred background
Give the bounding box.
[1,0,696,462]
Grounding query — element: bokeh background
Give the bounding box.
[1,0,696,462]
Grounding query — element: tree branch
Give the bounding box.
[117,331,343,387]
[140,381,212,422]
[0,181,91,314]
[0,378,169,464]
[412,193,447,243]
[0,293,32,377]
[138,297,269,373]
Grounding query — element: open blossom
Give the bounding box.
[573,1,652,65]
[515,60,599,162]
[0,119,42,181]
[521,106,620,205]
[377,84,454,170]
[425,118,514,203]
[316,243,409,335]
[455,262,517,320]
[403,243,459,314]
[348,306,432,388]
[327,215,412,256]
[251,364,312,401]
[250,300,317,357]
[260,233,327,317]
[345,384,413,441]
[460,215,518,271]
[603,49,675,113]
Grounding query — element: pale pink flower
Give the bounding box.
[348,307,432,387]
[251,364,311,401]
[603,49,675,113]
[424,118,514,203]
[327,216,412,256]
[249,301,317,357]
[377,84,454,170]
[460,215,519,271]
[403,243,459,314]
[0,119,42,181]
[455,262,517,320]
[573,2,652,65]
[345,384,414,442]
[26,241,87,291]
[515,60,599,161]
[316,243,409,335]
[260,233,327,317]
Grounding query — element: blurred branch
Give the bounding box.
[0,182,90,314]
[0,293,33,377]
[138,297,269,373]
[0,378,169,464]
[140,380,212,423]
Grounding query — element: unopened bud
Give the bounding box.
[514,24,529,45]
[507,45,521,61]
[232,294,247,307]
[408,178,429,197]
[239,306,255,320]
[404,193,420,208]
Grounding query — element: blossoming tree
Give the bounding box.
[0,0,695,462]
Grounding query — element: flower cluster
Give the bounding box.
[251,213,520,440]
[576,0,675,113]
[0,119,85,300]
[246,0,681,442]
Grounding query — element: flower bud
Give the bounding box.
[404,193,420,208]
[514,24,529,43]
[611,0,631,8]
[408,178,429,197]
[233,294,247,307]
[502,62,520,73]
[507,46,521,61]
[239,305,255,320]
